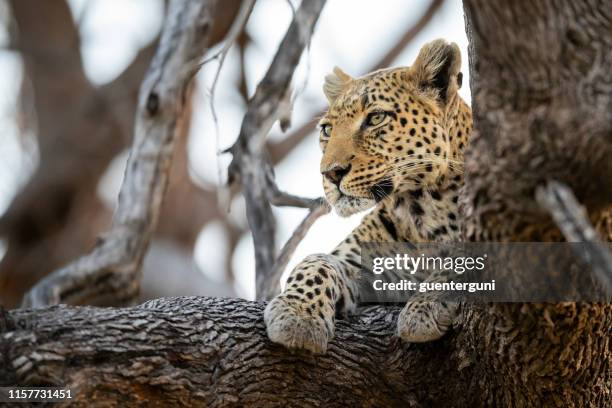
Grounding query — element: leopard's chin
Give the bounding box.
[330,194,376,217]
[323,183,377,217]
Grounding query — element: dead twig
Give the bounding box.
[264,198,330,300]
[536,180,612,296]
[202,0,256,181]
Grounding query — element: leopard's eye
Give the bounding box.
[321,124,332,137]
[366,112,386,127]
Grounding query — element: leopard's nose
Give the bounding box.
[322,164,351,187]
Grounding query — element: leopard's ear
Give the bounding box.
[323,66,353,104]
[411,39,462,103]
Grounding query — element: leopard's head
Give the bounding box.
[318,39,464,217]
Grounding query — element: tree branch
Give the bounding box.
[536,180,612,296]
[0,0,125,307]
[0,297,462,406]
[227,0,327,299]
[2,297,609,406]
[204,0,256,151]
[1,0,244,307]
[21,0,217,308]
[263,198,330,300]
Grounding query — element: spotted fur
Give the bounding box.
[265,39,472,353]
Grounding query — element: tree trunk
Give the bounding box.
[459,0,612,406]
[462,0,612,242]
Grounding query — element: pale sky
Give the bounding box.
[0,0,470,300]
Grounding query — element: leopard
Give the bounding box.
[264,39,473,353]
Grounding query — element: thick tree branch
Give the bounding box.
[21,0,217,308]
[0,297,463,406]
[1,297,609,406]
[227,0,327,298]
[457,1,612,404]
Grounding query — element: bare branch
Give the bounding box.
[1,0,242,307]
[227,0,327,298]
[536,180,612,296]
[263,199,330,300]
[22,0,217,308]
[266,169,326,209]
[259,163,332,300]
[204,0,256,161]
[200,0,255,67]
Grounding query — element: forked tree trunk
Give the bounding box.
[1,1,611,407]
[459,0,612,406]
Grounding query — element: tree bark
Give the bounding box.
[462,0,612,242]
[459,0,612,405]
[0,298,477,407]
[1,298,610,407]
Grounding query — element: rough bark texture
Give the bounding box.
[459,0,612,406]
[462,0,612,242]
[1,1,611,407]
[0,297,476,407]
[1,298,610,407]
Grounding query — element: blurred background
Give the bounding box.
[0,0,469,307]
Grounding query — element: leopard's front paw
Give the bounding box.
[264,293,334,354]
[396,301,457,343]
